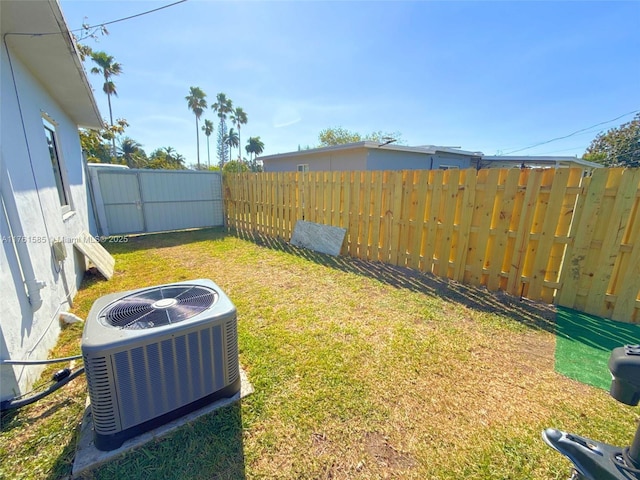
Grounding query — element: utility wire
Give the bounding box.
[77,0,188,32]
[5,0,188,37]
[499,109,640,156]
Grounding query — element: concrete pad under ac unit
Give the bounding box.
[72,369,254,478]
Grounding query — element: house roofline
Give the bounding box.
[1,0,103,129]
[482,155,601,168]
[260,141,484,162]
[55,1,102,129]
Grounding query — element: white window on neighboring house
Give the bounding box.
[439,165,459,170]
[43,117,71,214]
[297,164,309,173]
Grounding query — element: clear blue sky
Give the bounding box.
[58,0,640,166]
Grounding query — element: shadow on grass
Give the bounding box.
[0,398,73,434]
[232,229,556,334]
[556,307,640,352]
[46,419,83,480]
[80,402,245,480]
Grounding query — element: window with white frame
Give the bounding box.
[297,164,309,172]
[42,117,71,213]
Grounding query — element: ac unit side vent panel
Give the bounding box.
[226,320,239,383]
[111,324,226,430]
[84,356,119,434]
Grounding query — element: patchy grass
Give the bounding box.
[1,227,637,479]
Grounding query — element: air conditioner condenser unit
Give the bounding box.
[81,279,240,451]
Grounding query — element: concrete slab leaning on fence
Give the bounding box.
[290,220,346,256]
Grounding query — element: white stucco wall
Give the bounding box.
[1,44,91,401]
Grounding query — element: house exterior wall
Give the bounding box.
[366,150,473,170]
[430,153,472,169]
[366,149,434,170]
[1,46,91,401]
[264,149,368,172]
[264,148,476,172]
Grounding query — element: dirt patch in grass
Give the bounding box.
[364,432,416,470]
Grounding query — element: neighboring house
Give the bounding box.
[261,142,600,173]
[1,1,102,401]
[480,155,600,173]
[262,142,483,173]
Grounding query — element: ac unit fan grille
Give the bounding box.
[100,285,217,330]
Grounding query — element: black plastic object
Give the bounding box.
[542,427,640,480]
[609,345,640,406]
[52,368,71,382]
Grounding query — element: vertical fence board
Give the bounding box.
[410,171,430,271]
[397,171,414,267]
[527,168,569,300]
[470,169,499,286]
[361,171,373,260]
[585,169,640,316]
[437,170,458,278]
[389,171,407,265]
[507,170,543,296]
[611,206,640,321]
[424,170,443,274]
[349,172,361,257]
[452,169,476,281]
[370,172,384,261]
[486,168,520,291]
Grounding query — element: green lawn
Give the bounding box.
[1,228,636,479]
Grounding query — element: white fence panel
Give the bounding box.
[89,167,224,235]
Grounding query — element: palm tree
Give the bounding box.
[162,146,185,169]
[211,93,233,166]
[229,107,248,162]
[173,153,186,169]
[118,137,145,168]
[90,51,122,156]
[201,119,214,168]
[245,136,265,161]
[162,146,176,158]
[224,128,240,156]
[185,87,207,169]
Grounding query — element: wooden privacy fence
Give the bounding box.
[225,168,640,323]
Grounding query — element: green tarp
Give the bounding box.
[555,307,640,390]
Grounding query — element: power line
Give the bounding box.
[533,145,587,156]
[76,0,188,33]
[6,0,188,37]
[499,109,640,156]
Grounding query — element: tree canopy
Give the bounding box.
[77,41,262,170]
[318,126,403,147]
[583,113,640,167]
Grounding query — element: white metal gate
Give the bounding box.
[88,167,224,235]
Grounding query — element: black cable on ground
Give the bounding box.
[2,354,83,365]
[0,367,85,412]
